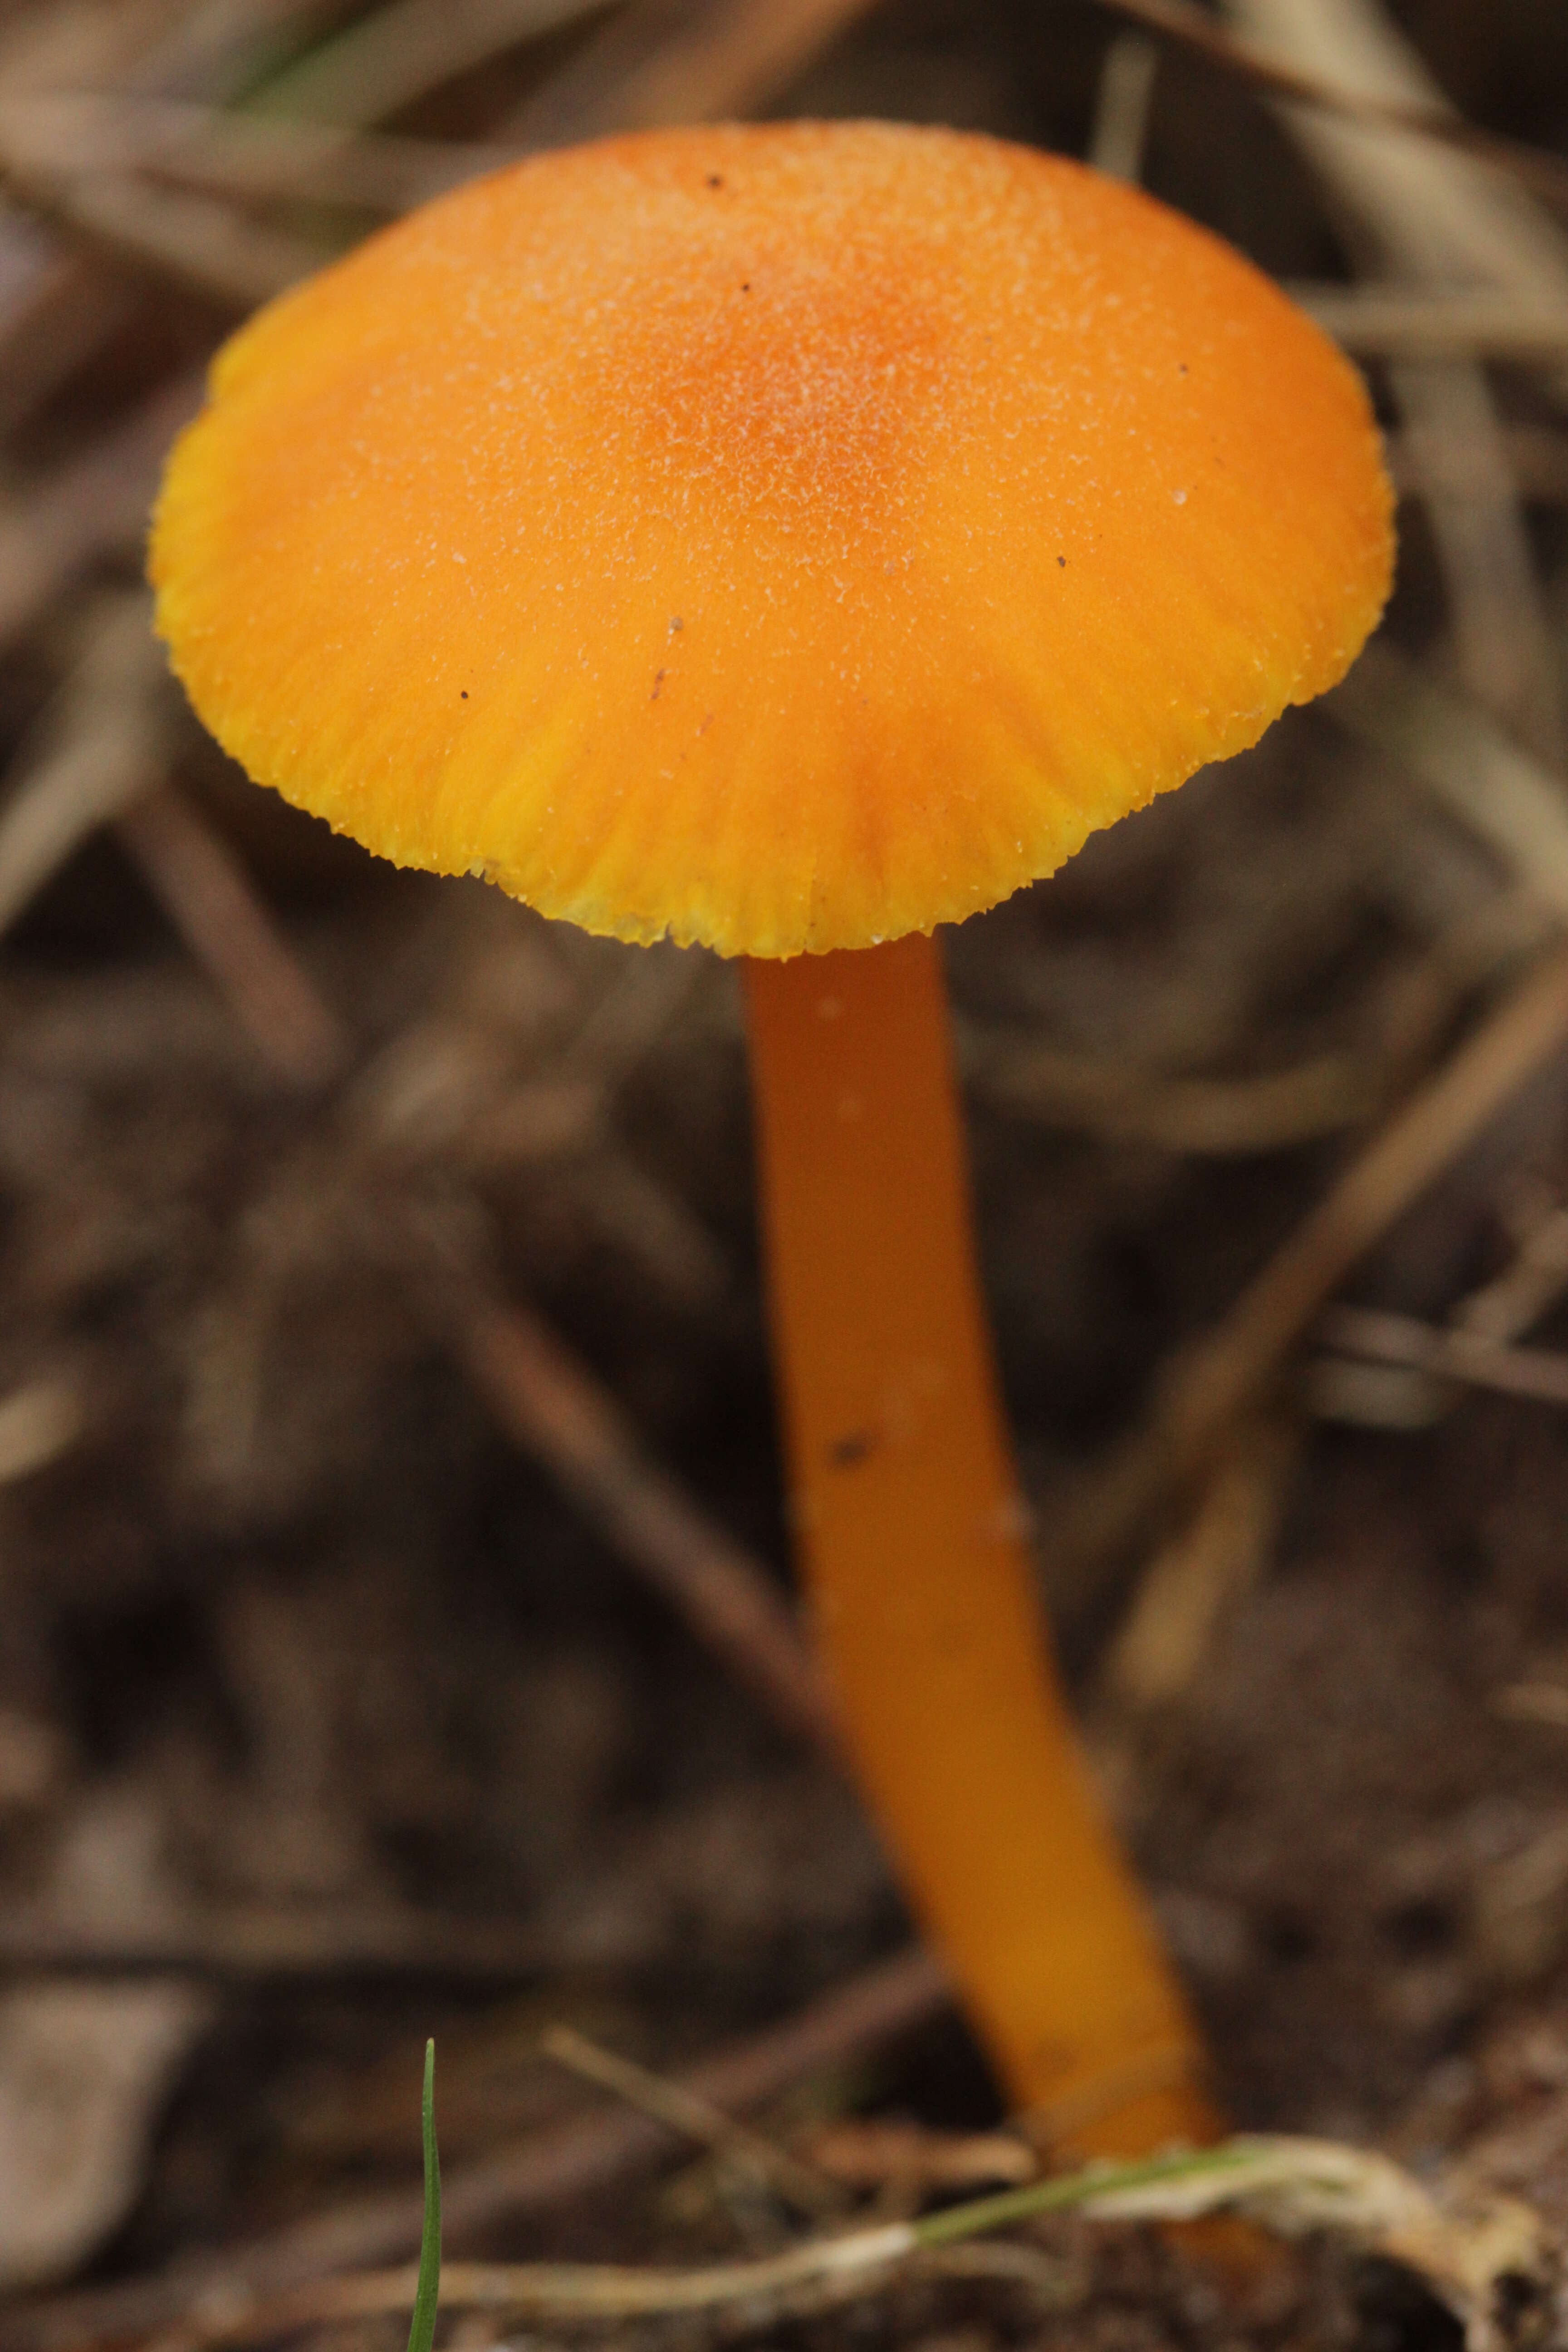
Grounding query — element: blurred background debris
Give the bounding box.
[3,2,1568,2349]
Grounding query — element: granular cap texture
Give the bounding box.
[151,120,1394,958]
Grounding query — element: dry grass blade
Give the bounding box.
[1315,1303,1568,1411]
[115,784,352,1089]
[966,1038,1374,1152]
[1097,0,1568,215]
[1399,353,1563,766]
[549,941,708,1086]
[1087,31,1160,183]
[0,1907,575,1981]
[117,0,349,106]
[0,1373,82,1486]
[0,0,196,101]
[433,1267,838,1753]
[1330,644,1568,921]
[1072,941,1568,1567]
[0,0,387,430]
[0,245,137,443]
[1494,1681,1568,1728]
[164,2238,921,2347]
[1390,421,1568,505]
[6,162,322,305]
[802,2117,1037,2190]
[0,595,167,937]
[1307,1180,1568,1427]
[1102,1418,1299,1711]
[252,0,616,127]
[0,12,309,444]
[1241,0,1568,762]
[0,599,348,1093]
[574,1147,732,1307]
[0,368,201,652]
[1227,0,1566,761]
[1458,1193,1568,1339]
[0,93,519,216]
[1221,0,1568,300]
[1296,286,1568,362]
[507,0,879,148]
[539,2022,846,2217]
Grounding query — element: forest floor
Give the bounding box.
[4,6,1568,2352]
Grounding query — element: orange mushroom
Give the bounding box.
[150,121,1393,2156]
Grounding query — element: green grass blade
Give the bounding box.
[911,2142,1265,2249]
[406,2040,442,2352]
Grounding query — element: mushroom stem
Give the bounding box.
[744,932,1216,2156]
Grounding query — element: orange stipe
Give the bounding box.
[152,122,1392,960]
[745,935,1217,2152]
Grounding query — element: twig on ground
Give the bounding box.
[1392,423,1568,505]
[1388,422,1568,505]
[0,585,346,1088]
[373,1157,799,1726]
[1396,343,1563,768]
[1310,1304,1568,1412]
[1095,0,1568,215]
[1494,1682,1568,1730]
[3,1946,948,2352]
[116,784,351,1091]
[1,163,322,306]
[1221,0,1568,308]
[1227,0,1566,763]
[0,245,137,441]
[430,1262,838,1754]
[539,2023,845,2218]
[0,595,168,936]
[0,1373,81,1486]
[1298,286,1568,363]
[1462,1192,1568,1339]
[1331,646,1568,921]
[1307,1186,1568,1426]
[0,0,357,429]
[1087,33,1160,183]
[965,1037,1375,1152]
[250,0,611,128]
[1071,941,1568,1568]
[1102,1417,1299,1711]
[1365,892,1556,1105]
[0,369,202,653]
[120,0,339,106]
[0,93,521,217]
[801,2117,1037,2190]
[0,1908,587,1982]
[505,0,879,148]
[576,1147,732,1307]
[549,942,710,1087]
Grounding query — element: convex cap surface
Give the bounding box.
[152,119,1394,958]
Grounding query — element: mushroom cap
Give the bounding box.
[151,120,1393,959]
